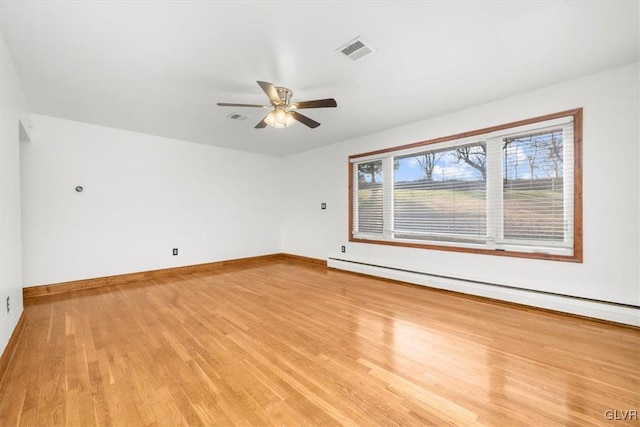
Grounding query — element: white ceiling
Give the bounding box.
[1,1,638,157]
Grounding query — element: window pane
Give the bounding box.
[393,144,487,242]
[357,161,383,234]
[503,130,564,241]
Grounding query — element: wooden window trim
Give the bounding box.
[348,108,583,263]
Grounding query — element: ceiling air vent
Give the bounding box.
[337,37,376,62]
[227,112,249,121]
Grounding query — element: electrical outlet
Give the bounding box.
[341,246,346,253]
[6,296,9,314]
[172,248,178,256]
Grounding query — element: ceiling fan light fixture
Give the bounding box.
[264,107,296,128]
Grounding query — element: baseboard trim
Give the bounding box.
[24,253,284,299]
[23,253,327,299]
[0,311,26,385]
[280,253,327,267]
[328,258,640,327]
[19,254,640,327]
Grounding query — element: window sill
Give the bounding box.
[349,237,583,263]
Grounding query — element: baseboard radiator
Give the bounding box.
[328,258,640,327]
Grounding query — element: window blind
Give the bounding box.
[501,128,572,244]
[354,160,384,235]
[486,121,574,250]
[392,144,487,243]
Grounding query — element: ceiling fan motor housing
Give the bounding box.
[275,87,292,106]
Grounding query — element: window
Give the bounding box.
[356,161,384,234]
[349,109,582,262]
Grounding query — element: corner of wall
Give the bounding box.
[0,26,30,356]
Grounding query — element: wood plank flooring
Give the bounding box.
[1,260,638,426]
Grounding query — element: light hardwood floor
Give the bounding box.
[1,260,638,426]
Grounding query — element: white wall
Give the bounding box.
[21,115,282,286]
[280,63,640,322]
[0,30,29,354]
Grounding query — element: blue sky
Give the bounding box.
[394,151,483,182]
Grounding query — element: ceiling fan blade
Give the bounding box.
[255,114,269,129]
[291,111,320,129]
[217,103,268,108]
[291,98,337,109]
[257,81,282,105]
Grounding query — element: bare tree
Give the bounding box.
[503,140,520,181]
[357,160,399,183]
[416,152,444,181]
[543,131,563,178]
[357,162,382,183]
[532,130,563,191]
[452,145,487,180]
[522,136,540,188]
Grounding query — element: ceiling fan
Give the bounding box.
[217,81,337,129]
